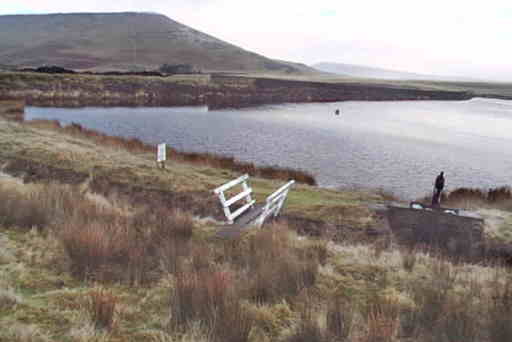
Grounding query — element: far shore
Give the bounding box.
[0,71,482,109]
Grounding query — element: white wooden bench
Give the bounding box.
[213,174,295,229]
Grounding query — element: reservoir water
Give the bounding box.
[26,98,512,199]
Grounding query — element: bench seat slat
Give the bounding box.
[228,200,256,222]
[213,174,249,194]
[224,189,253,207]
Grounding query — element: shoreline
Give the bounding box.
[0,72,474,109]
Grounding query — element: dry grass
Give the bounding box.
[0,287,23,310]
[222,223,319,303]
[364,297,400,342]
[86,288,118,331]
[286,316,327,342]
[419,186,512,210]
[0,182,78,230]
[59,204,195,284]
[23,119,316,185]
[170,269,253,342]
[0,323,51,342]
[2,188,512,342]
[0,117,383,228]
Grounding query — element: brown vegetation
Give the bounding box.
[419,186,512,210]
[2,118,512,341]
[2,179,512,341]
[86,288,118,331]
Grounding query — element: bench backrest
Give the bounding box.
[213,174,255,224]
[255,180,295,227]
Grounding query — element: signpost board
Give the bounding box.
[157,143,166,162]
[157,143,166,168]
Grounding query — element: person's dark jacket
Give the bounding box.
[435,174,445,190]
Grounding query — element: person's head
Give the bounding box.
[440,171,444,176]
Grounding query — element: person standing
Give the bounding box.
[432,171,445,206]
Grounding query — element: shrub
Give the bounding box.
[86,288,118,330]
[59,220,130,282]
[364,297,400,342]
[237,225,318,303]
[170,269,253,342]
[0,184,48,229]
[0,182,81,231]
[58,203,195,284]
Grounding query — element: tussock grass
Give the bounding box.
[59,205,195,284]
[0,182,77,230]
[86,288,118,331]
[221,223,319,303]
[170,269,253,342]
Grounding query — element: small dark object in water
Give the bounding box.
[335,109,340,115]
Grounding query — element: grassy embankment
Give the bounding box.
[1,116,512,341]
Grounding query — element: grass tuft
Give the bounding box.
[86,287,118,331]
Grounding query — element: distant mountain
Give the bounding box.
[0,12,316,73]
[312,62,477,81]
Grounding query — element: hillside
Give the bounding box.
[0,12,315,74]
[312,62,478,81]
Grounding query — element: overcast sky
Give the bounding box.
[2,1,512,81]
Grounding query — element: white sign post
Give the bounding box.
[157,143,166,168]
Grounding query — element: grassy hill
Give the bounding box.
[0,12,315,74]
[1,114,512,341]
